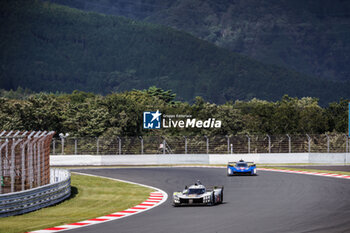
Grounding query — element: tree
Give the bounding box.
[326,99,349,133]
[145,86,176,103]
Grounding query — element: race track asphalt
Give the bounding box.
[69,167,350,233]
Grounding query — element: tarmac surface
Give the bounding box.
[69,167,350,233]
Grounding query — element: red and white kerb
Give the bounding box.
[28,191,167,233]
[258,168,350,179]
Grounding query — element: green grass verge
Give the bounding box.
[0,173,153,233]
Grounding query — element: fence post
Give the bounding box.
[59,133,69,155]
[266,134,271,153]
[96,137,99,155]
[61,137,64,155]
[286,134,291,153]
[117,137,121,155]
[5,138,9,179]
[204,136,209,154]
[37,139,41,187]
[184,136,187,154]
[21,142,26,191]
[28,139,33,189]
[0,142,2,194]
[74,138,77,155]
[52,138,56,155]
[345,134,349,153]
[38,136,47,187]
[163,138,166,155]
[11,138,15,192]
[306,134,311,153]
[230,144,233,154]
[29,131,41,189]
[226,135,230,154]
[0,139,9,194]
[139,136,143,154]
[11,131,21,192]
[325,133,330,153]
[246,135,250,154]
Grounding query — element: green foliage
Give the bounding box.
[145,86,176,103]
[0,90,348,137]
[0,0,349,106]
[53,0,350,82]
[326,99,349,133]
[0,87,34,100]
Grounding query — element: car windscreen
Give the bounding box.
[236,163,248,167]
[188,188,205,195]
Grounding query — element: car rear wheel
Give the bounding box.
[252,168,257,176]
[219,190,223,204]
[211,192,215,205]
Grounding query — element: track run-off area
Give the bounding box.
[37,167,350,233]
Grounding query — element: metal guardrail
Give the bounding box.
[0,169,71,217]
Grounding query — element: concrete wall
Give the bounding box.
[100,154,209,165]
[51,155,101,166]
[309,153,349,164]
[50,153,349,166]
[209,153,310,164]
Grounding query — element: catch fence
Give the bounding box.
[52,134,350,155]
[0,130,54,194]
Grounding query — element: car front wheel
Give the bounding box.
[227,167,231,176]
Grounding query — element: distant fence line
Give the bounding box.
[52,134,350,155]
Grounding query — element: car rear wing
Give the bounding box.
[227,162,256,167]
[227,162,237,166]
[246,162,256,167]
[206,185,224,191]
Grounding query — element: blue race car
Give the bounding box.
[227,160,257,176]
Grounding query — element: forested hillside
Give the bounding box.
[1,0,350,105]
[53,0,350,82]
[0,88,348,137]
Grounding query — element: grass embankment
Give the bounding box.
[0,173,153,233]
